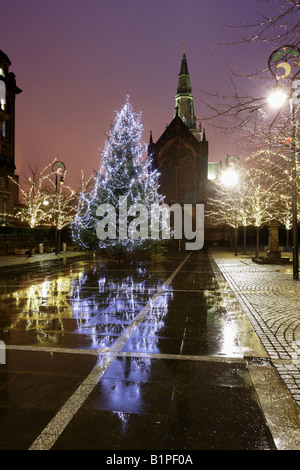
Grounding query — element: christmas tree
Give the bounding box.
[72,96,166,256]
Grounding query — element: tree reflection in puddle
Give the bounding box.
[1,260,172,349]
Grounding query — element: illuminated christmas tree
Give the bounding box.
[72,96,165,255]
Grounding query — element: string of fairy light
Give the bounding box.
[72,95,167,253]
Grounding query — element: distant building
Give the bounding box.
[0,50,22,225]
[208,159,222,181]
[148,52,208,206]
[148,52,229,245]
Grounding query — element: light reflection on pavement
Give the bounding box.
[0,251,280,450]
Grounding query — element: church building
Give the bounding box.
[0,50,22,225]
[148,52,209,206]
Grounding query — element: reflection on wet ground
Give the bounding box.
[0,253,240,356]
[0,251,277,449]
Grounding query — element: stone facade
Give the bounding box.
[0,50,22,225]
[148,52,209,206]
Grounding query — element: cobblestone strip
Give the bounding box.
[211,252,300,408]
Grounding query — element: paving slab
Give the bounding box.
[210,247,300,450]
[0,249,297,450]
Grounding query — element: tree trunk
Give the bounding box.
[255,226,260,258]
[58,229,61,253]
[243,226,247,254]
[234,226,238,256]
[29,228,33,257]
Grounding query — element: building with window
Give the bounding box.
[148,52,209,206]
[0,50,22,225]
[148,52,228,245]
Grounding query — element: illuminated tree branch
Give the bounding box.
[8,160,56,229]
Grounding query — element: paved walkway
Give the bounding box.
[1,248,300,450]
[0,249,287,451]
[210,247,300,409]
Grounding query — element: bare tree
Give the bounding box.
[207,162,278,256]
[9,159,84,254]
[199,1,300,263]
[8,161,56,255]
[224,1,300,49]
[46,175,78,251]
[196,0,300,145]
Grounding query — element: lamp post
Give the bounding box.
[268,46,300,279]
[221,166,239,256]
[52,161,65,255]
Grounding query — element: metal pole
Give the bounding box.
[291,85,299,279]
[268,46,300,279]
[234,203,237,256]
[55,173,58,255]
[52,161,65,256]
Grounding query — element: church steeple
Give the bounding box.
[177,52,191,94]
[174,52,196,129]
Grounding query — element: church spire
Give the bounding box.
[174,52,196,129]
[177,53,190,93]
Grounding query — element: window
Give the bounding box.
[2,120,6,138]
[0,81,5,110]
[0,67,4,77]
[0,198,7,225]
[0,177,8,190]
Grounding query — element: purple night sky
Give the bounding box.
[1,0,278,187]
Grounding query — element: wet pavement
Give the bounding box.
[0,249,295,450]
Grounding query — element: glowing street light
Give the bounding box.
[220,168,239,188]
[267,87,288,109]
[42,191,50,207]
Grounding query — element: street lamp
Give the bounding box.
[52,160,66,255]
[268,45,300,279]
[267,87,288,109]
[221,166,239,256]
[42,190,50,207]
[221,168,239,188]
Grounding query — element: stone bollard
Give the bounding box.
[267,220,281,260]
